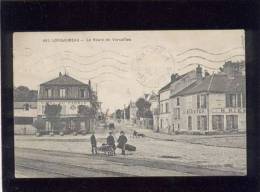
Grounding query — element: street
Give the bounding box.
[15,121,247,177]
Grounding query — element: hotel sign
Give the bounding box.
[212,108,246,113]
[183,109,206,114]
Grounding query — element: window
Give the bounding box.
[24,103,30,111]
[173,108,180,120]
[237,94,241,107]
[46,88,53,98]
[201,95,207,108]
[177,108,180,119]
[46,121,51,132]
[61,105,66,115]
[165,103,169,113]
[197,94,207,108]
[226,93,243,107]
[226,115,238,130]
[80,89,85,98]
[242,92,246,107]
[188,116,192,130]
[42,105,45,114]
[197,95,200,108]
[160,104,163,113]
[60,88,66,98]
[197,116,207,130]
[212,115,224,131]
[177,98,180,106]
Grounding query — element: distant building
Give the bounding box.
[129,101,137,123]
[14,89,38,135]
[171,61,246,133]
[148,92,159,132]
[37,72,95,134]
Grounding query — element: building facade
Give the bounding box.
[129,101,138,124]
[158,81,172,133]
[169,66,203,133]
[14,89,38,135]
[149,93,159,132]
[37,72,95,134]
[171,61,246,133]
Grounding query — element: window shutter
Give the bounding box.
[237,93,241,107]
[197,95,200,108]
[226,94,230,107]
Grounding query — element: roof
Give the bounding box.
[41,74,87,86]
[174,74,245,96]
[158,74,186,93]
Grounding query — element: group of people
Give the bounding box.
[90,131,128,155]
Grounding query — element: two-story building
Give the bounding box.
[14,88,38,134]
[172,61,246,133]
[170,65,203,133]
[158,77,174,133]
[37,72,94,134]
[158,65,203,134]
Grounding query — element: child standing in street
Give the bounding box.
[118,131,128,155]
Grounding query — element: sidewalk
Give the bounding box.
[121,122,246,149]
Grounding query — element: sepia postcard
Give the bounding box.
[13,30,246,178]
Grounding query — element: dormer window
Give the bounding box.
[60,88,66,98]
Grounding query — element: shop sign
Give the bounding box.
[183,108,206,114]
[212,108,246,113]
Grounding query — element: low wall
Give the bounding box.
[14,124,37,135]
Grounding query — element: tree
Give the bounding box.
[44,103,62,133]
[135,97,151,119]
[14,86,30,99]
[115,109,123,119]
[144,110,153,118]
[77,105,95,133]
[125,105,130,119]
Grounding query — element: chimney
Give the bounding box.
[171,73,177,82]
[196,65,202,80]
[88,80,91,89]
[59,72,62,77]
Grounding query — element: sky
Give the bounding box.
[13,30,245,112]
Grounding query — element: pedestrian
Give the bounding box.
[133,130,137,138]
[107,132,116,155]
[90,132,97,155]
[118,131,128,155]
